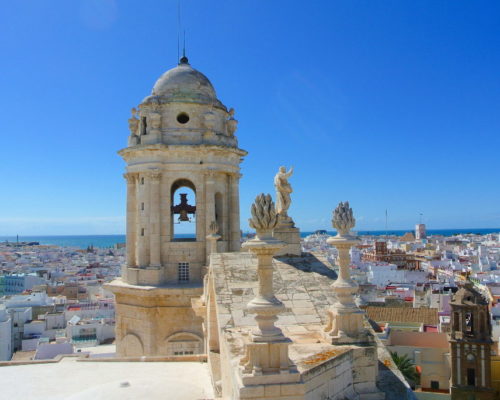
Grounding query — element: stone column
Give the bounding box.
[324,201,366,344]
[149,170,161,267]
[124,172,138,279]
[240,194,298,380]
[206,221,221,265]
[229,173,241,252]
[137,173,149,267]
[205,171,216,258]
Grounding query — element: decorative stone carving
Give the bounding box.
[206,221,221,264]
[208,220,219,235]
[149,111,161,131]
[332,201,355,236]
[243,194,285,342]
[226,108,238,136]
[147,169,162,183]
[274,166,293,220]
[248,194,279,239]
[272,166,301,256]
[203,111,217,130]
[240,194,297,380]
[324,201,368,344]
[128,108,140,146]
[128,108,139,134]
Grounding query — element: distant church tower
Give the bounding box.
[106,56,246,357]
[449,283,495,400]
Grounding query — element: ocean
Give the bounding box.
[0,228,498,249]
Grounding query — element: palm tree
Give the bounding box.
[390,351,418,384]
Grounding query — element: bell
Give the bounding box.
[178,209,190,222]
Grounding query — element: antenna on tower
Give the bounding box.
[183,29,186,59]
[385,209,388,237]
[177,0,181,62]
[176,1,188,64]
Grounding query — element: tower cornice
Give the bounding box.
[118,143,247,161]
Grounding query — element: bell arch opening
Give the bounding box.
[171,179,197,241]
[215,192,224,239]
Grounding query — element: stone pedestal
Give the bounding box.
[206,232,221,265]
[240,340,298,378]
[324,235,368,345]
[273,216,301,256]
[104,279,203,357]
[239,229,299,388]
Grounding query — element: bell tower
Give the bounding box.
[449,283,495,400]
[107,56,246,357]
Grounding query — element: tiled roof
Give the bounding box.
[366,306,439,325]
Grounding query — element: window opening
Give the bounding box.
[141,228,145,236]
[465,312,473,333]
[177,112,189,124]
[178,262,189,282]
[141,202,144,211]
[171,180,196,241]
[141,117,147,134]
[215,192,223,239]
[467,368,476,386]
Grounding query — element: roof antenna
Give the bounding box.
[183,29,186,58]
[177,1,188,65]
[385,209,388,237]
[177,0,181,63]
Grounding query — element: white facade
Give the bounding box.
[0,305,12,361]
[366,262,428,289]
[3,274,45,295]
[3,292,54,308]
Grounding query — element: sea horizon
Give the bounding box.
[1,228,498,249]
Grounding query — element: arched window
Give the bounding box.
[215,192,223,238]
[164,332,203,356]
[465,312,474,334]
[171,179,196,241]
[453,312,460,332]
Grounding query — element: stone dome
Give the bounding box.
[145,57,221,106]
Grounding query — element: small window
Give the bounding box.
[176,112,189,124]
[141,116,147,134]
[467,368,476,386]
[141,177,144,185]
[178,262,189,282]
[430,381,439,390]
[141,228,145,236]
[465,312,474,333]
[141,202,144,211]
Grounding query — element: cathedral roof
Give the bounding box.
[144,57,222,107]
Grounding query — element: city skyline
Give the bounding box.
[1,1,499,235]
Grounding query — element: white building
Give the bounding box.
[0,305,12,361]
[3,274,45,295]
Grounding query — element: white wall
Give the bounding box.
[34,341,73,360]
[0,306,12,361]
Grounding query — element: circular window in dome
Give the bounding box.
[177,112,190,124]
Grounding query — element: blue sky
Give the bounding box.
[0,0,499,235]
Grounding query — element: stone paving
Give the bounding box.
[212,251,337,332]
